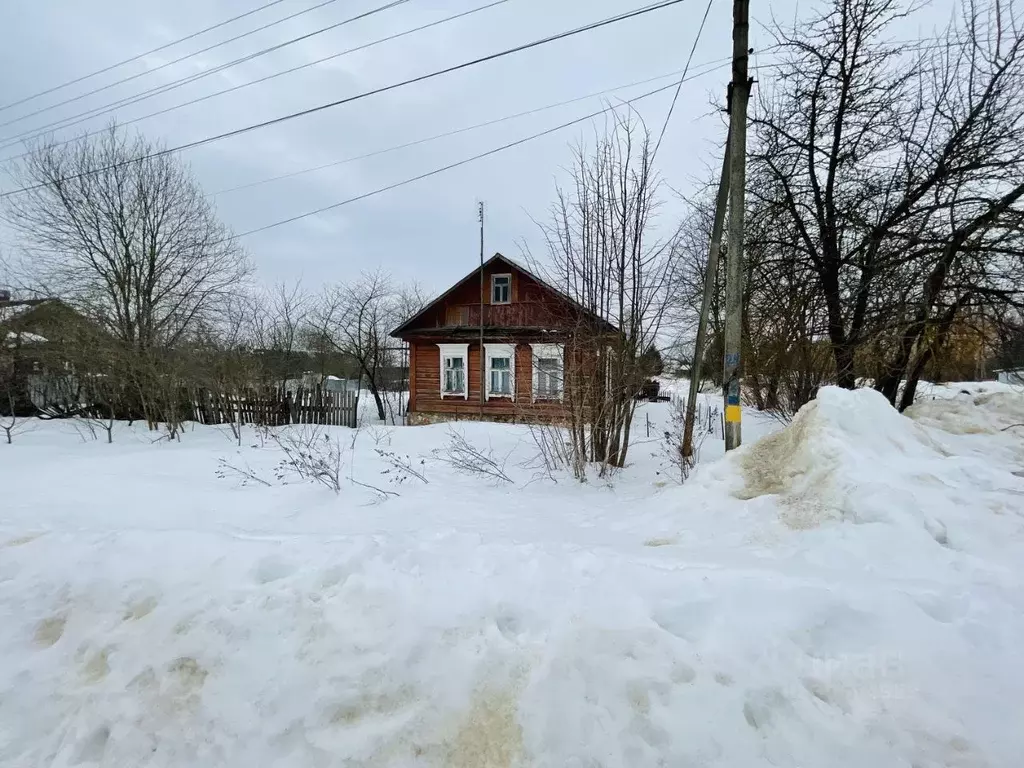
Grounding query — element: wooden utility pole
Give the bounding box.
[681,141,730,457]
[722,0,751,451]
[478,202,486,415]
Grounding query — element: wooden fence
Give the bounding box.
[669,393,725,440]
[187,386,359,428]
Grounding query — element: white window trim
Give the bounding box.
[485,343,515,400]
[437,343,469,399]
[530,343,564,402]
[491,273,512,305]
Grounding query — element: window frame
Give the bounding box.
[491,273,512,305]
[437,343,469,399]
[484,343,516,400]
[530,343,564,401]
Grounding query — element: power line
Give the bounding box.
[0,0,508,159]
[0,0,418,149]
[1,31,959,159]
[0,0,359,134]
[232,81,687,239]
[652,0,715,158]
[2,60,776,252]
[0,0,693,200]
[231,61,785,239]
[211,55,738,197]
[0,0,289,115]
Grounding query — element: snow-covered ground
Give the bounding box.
[1,384,1023,767]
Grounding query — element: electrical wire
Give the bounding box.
[232,68,744,240]
[1,28,959,157]
[0,0,289,114]
[233,81,685,239]
[0,0,359,133]
[1,58,776,252]
[652,0,715,158]
[211,54,738,197]
[0,0,417,147]
[0,0,693,200]
[0,0,509,159]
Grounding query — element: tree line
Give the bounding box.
[5,0,1022,452]
[0,126,422,433]
[674,0,1024,416]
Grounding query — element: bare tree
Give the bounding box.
[668,181,727,387]
[0,334,37,444]
[247,282,310,390]
[0,339,20,443]
[535,115,678,472]
[750,0,1024,408]
[311,271,420,422]
[3,124,252,355]
[1,393,18,444]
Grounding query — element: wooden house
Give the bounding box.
[1,297,98,414]
[390,253,617,424]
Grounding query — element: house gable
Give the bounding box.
[391,253,615,339]
[0,299,95,345]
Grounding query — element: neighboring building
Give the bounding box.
[1,297,79,344]
[996,367,1024,386]
[1,297,93,413]
[390,253,616,425]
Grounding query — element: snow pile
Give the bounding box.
[1,390,1024,767]
[735,387,951,530]
[709,386,1024,573]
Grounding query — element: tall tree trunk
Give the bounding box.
[368,382,385,422]
[822,268,857,389]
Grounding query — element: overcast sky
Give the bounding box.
[0,0,941,295]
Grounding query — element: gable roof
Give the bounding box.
[390,252,618,337]
[0,298,59,325]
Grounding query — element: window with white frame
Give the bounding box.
[437,343,468,398]
[485,343,515,399]
[531,343,564,400]
[491,274,511,304]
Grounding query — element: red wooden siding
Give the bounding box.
[442,302,564,328]
[395,255,614,423]
[409,262,568,332]
[410,341,568,420]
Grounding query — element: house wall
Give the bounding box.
[409,340,568,422]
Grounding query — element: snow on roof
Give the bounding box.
[5,330,48,344]
[0,298,53,325]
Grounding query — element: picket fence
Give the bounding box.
[187,386,359,428]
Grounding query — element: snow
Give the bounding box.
[4,330,47,344]
[1,385,1024,766]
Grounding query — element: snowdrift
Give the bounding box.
[736,387,953,530]
[1,387,1023,767]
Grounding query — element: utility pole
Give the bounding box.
[681,140,730,458]
[478,201,485,415]
[722,0,751,451]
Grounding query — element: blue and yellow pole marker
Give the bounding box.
[725,377,741,424]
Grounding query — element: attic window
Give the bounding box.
[491,274,511,304]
